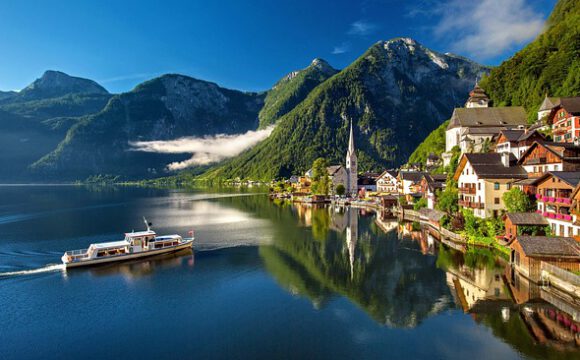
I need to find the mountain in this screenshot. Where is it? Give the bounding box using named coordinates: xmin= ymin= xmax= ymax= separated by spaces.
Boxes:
xmin=0 ymin=90 xmax=16 ymax=101
xmin=0 ymin=71 xmax=113 ymax=180
xmin=480 ymin=0 xmax=580 ymax=120
xmin=258 ymin=58 xmax=338 ymax=128
xmin=31 ymin=74 xmax=265 ymax=180
xmin=202 ymin=38 xmax=488 ymax=180
xmin=6 ymin=70 xmax=109 ymax=102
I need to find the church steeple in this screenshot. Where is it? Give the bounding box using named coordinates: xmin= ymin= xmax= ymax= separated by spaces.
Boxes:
xmin=345 ymin=121 xmax=358 ymax=196
xmin=465 ymin=80 xmax=490 ymax=108
xmin=348 ymin=121 xmax=355 ymax=155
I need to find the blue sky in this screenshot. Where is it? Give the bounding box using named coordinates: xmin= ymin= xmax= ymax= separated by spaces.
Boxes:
xmin=0 ymin=0 xmax=557 ymax=93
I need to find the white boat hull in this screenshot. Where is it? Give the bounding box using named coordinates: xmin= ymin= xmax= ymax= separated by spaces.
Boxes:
xmin=63 ymin=240 xmax=194 ymax=269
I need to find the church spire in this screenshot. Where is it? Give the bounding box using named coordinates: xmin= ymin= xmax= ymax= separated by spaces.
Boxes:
xmin=348 ymin=121 xmax=355 ymax=155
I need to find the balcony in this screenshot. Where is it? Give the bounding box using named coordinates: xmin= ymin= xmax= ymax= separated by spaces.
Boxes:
xmin=459 ymin=200 xmax=484 ymax=209
xmin=526 ymin=157 xmax=547 ymax=165
xmin=459 ymin=187 xmax=476 ymax=195
xmin=553 ymin=127 xmax=568 ymax=135
xmin=536 ymin=193 xmax=572 ymax=205
xmin=543 ymin=211 xmax=573 ymax=222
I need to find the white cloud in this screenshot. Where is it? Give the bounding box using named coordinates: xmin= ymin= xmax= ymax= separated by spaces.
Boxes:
xmin=431 ymin=0 xmax=545 ymax=59
xmin=130 ymin=126 xmax=274 ymax=171
xmin=347 ymin=20 xmax=378 ymax=36
xmin=332 ymin=42 xmax=351 ymax=54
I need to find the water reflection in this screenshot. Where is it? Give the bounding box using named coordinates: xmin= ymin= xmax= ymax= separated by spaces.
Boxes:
xmin=259 ymin=203 xmax=453 ymax=328
xmin=260 ymin=200 xmax=580 ymax=355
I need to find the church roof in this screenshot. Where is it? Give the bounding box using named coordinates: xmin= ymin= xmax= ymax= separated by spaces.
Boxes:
xmin=326 ymin=165 xmax=344 ymax=176
xmin=348 ymin=121 xmax=356 ymax=156
xmin=467 ymin=83 xmax=489 ymax=100
xmin=539 ymin=96 xmax=560 ymax=111
xmin=447 ymin=107 xmax=527 ymax=130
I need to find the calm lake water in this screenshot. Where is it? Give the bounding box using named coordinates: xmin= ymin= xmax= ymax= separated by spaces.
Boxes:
xmin=0 ymin=186 xmax=579 ymax=360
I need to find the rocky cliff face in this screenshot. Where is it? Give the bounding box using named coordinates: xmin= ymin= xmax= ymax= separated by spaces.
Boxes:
xmin=203 ymin=38 xmax=489 ymax=180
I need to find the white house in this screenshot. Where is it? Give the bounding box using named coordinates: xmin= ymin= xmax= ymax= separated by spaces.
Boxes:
xmin=454 ymin=153 xmax=527 ymax=218
xmin=376 ymin=170 xmax=398 ymax=194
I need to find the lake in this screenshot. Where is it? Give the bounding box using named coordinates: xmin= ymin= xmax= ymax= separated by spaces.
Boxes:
xmin=0 ymin=186 xmax=578 ymax=360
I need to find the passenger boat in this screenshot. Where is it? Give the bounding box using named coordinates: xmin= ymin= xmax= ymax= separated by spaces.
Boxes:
xmin=61 ymin=218 xmax=194 ymax=268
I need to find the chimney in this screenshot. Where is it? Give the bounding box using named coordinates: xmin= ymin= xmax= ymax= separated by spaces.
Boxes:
xmin=501 ymin=152 xmax=510 ymax=167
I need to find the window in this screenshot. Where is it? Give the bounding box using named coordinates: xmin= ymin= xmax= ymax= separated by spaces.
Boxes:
xmin=494 ymin=183 xmax=500 ymax=190
xmin=494 ymin=198 xmax=500 ymax=204
xmin=478 ymin=183 xmax=481 ymax=190
xmin=507 ymin=183 xmax=512 ymax=190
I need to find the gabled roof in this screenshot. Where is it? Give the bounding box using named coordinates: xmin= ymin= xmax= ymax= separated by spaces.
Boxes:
xmin=532 ymin=171 xmax=580 ymax=188
xmin=455 ymin=153 xmax=527 ymax=180
xmin=539 ymin=96 xmax=560 ymax=112
xmin=447 ymin=107 xmax=527 ymax=130
xmin=399 ymin=171 xmax=427 ymax=182
xmin=505 ymin=213 xmax=548 ymax=226
xmin=515 ymin=236 xmax=580 ymax=259
xmin=326 ymin=165 xmax=344 ymax=176
xmin=558 ymin=97 xmax=580 ymax=115
xmin=378 ymin=170 xmax=398 ymax=180
xmin=498 ymin=129 xmax=544 ymax=143
xmin=518 ymin=141 xmax=580 ymax=165
xmin=423 ymin=173 xmax=447 ymax=192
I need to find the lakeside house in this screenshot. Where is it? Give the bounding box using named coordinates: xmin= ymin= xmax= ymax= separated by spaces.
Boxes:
xmin=398 ymin=171 xmax=427 ymax=196
xmin=503 ymin=212 xmax=549 ymax=241
xmin=357 ymin=172 xmax=379 ymax=193
xmin=495 ymin=129 xmax=545 ymax=160
xmin=509 ymin=236 xmax=580 ymax=282
xmin=376 ymin=170 xmax=399 ymax=194
xmin=533 ymin=171 xmax=580 ymax=237
xmin=538 ymin=96 xmax=580 ymax=143
xmin=518 ymin=141 xmax=580 ymax=178
xmin=454 ymin=152 xmax=527 ymax=218
xmin=420 ymin=174 xmax=447 ymax=209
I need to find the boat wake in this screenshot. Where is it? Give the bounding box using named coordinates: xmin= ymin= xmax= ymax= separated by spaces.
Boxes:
xmin=0 ymin=263 xmax=65 ymax=278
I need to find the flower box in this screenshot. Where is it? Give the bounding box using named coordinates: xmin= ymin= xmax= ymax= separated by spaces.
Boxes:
xmin=564 ymin=215 xmax=572 ymax=221
xmin=549 ymin=197 xmax=556 ymax=202
xmin=535 ymin=193 xmax=542 ymax=199
xmin=556 ymin=214 xmax=563 ymax=219
xmin=543 ymin=212 xmax=549 ymax=217
xmin=548 ymin=213 xmax=556 ymax=219
xmin=563 ymin=198 xmax=572 ymax=204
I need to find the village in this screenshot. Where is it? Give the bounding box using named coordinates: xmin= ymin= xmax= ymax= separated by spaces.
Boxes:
xmin=270 ymin=83 xmax=580 ymax=299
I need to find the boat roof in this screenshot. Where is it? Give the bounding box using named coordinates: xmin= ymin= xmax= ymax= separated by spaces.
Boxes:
xmin=153 ymin=234 xmax=181 ymax=240
xmin=125 ymin=230 xmax=156 ymax=237
xmin=91 ymin=240 xmax=130 ymax=249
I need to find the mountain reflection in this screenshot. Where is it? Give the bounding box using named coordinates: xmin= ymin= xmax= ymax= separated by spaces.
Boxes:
xmin=259 ymin=203 xmax=453 ymax=328
xmin=214 ymin=196 xmax=580 ymax=354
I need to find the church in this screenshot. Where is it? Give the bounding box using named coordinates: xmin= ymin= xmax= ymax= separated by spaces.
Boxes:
xmin=304 ymin=121 xmax=358 ymax=196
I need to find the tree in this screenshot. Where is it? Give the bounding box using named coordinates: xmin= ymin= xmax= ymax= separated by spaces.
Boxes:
xmin=436 ymin=184 xmax=458 ymax=215
xmin=502 ymin=187 xmax=534 ymax=213
xmin=311 ymin=158 xmax=330 ymax=195
xmin=413 ymin=197 xmax=428 ymax=210
xmin=335 ymin=184 xmax=346 ymax=196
